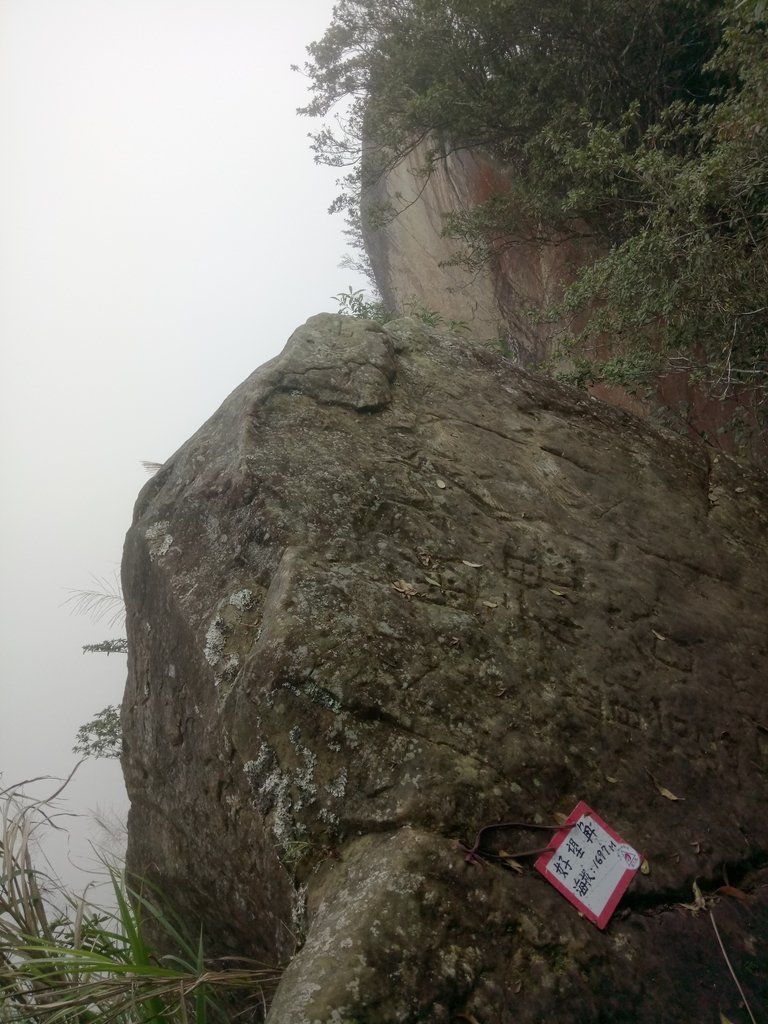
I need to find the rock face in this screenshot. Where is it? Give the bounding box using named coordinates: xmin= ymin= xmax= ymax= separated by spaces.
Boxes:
xmin=363 ymin=140 xmax=581 ymax=364
xmin=122 ymin=313 xmax=768 ymax=1023
xmin=364 ymin=139 xmax=768 ymax=466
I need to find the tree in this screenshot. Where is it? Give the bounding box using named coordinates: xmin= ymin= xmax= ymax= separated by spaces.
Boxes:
xmin=540 ymin=0 xmax=768 ymax=395
xmin=64 ymin=575 xmax=126 ymax=759
xmin=73 ymin=704 xmax=122 ymax=759
xmin=299 ymin=0 xmax=722 ymax=217
xmin=298 ymin=0 xmax=767 ymax=400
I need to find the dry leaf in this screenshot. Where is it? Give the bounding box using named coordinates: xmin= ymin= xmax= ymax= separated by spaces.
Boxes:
xmin=717 ymin=885 xmax=750 ymax=903
xmin=682 ymin=882 xmax=705 ymax=915
xmin=392 ymin=579 xmax=417 ymax=598
xmin=498 ymin=851 xmax=525 ymax=874
xmin=720 ymin=1014 xmax=736 ymax=1024
xmin=640 ymin=859 xmax=650 ymax=875
xmin=605 ymin=775 xmax=618 ymax=784
xmin=482 ymin=600 xmax=498 ymax=609
xmin=553 ymin=811 xmax=569 ymax=825
xmin=734 ymin=486 xmax=746 ymax=493
xmin=462 ymin=560 xmax=483 ymax=568
xmin=424 ymin=575 xmax=441 ymax=587
xmin=678 ymin=879 xmax=714 ymax=916
xmin=549 ymin=588 xmax=566 ymax=597
xmin=652 ymin=629 xmax=667 ymax=641
xmin=436 ymin=479 xmax=447 ymax=489
xmin=646 ymin=769 xmax=683 ymax=801
xmin=657 ymin=784 xmax=681 ymax=801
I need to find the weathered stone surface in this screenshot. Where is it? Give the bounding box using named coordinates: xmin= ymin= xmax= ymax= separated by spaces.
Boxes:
xmin=122 ymin=313 xmax=768 ymax=1022
xmin=364 ymin=138 xmax=768 ymax=465
xmin=363 ymin=138 xmax=592 ymax=361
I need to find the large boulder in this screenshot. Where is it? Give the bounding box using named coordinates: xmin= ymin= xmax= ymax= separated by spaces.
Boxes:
xmin=122 ymin=314 xmax=768 ymax=1023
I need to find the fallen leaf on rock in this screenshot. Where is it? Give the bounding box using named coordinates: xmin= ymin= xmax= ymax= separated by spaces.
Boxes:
xmin=652 ymin=629 xmax=668 ymax=641
xmin=659 ymin=782 xmax=684 ymax=798
xmin=734 ymin=486 xmax=746 ymax=493
xmin=657 ymin=784 xmax=680 ymax=801
xmin=678 ymin=879 xmax=715 ymax=916
xmin=392 ymin=579 xmax=418 ymax=598
xmin=482 ymin=600 xmax=498 ymax=609
xmin=605 ymin=775 xmax=618 ymax=784
xmin=640 ymin=859 xmax=650 ymax=875
xmin=646 ymin=770 xmax=683 ymax=801
xmin=720 ymin=1013 xmax=736 ymax=1024
xmin=424 ymin=575 xmax=441 ymax=587
xmin=498 ymin=851 xmax=525 ymax=873
xmin=549 ymin=588 xmax=566 ymax=597
xmin=717 ymin=885 xmax=750 ymax=903
xmin=436 ymin=479 xmax=447 ymax=489
xmin=658 ymin=784 xmax=680 ymax=800
xmin=462 ymin=560 xmax=483 ymax=568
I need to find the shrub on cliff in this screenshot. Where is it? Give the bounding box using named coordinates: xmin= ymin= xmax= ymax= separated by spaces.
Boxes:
xmin=298 ymin=0 xmax=768 ymax=398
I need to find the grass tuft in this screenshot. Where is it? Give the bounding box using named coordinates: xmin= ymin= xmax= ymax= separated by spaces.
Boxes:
xmin=61 ymin=572 xmax=126 ymax=630
xmin=0 ymin=778 xmax=280 ymax=1023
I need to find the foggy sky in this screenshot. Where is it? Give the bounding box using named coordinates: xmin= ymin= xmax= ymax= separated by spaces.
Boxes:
xmin=0 ymin=0 xmax=367 ymax=889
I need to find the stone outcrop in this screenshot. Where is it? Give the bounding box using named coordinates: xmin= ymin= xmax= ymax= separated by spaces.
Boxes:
xmin=363 ymin=139 xmax=768 ymax=466
xmin=363 ymin=141 xmax=581 ymax=364
xmin=122 ymin=313 xmax=768 ymax=1023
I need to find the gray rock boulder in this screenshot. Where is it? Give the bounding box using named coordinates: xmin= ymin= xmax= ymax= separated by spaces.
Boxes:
xmin=122 ymin=313 xmax=768 ymax=1022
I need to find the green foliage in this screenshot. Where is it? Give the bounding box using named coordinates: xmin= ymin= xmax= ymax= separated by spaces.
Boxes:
xmin=403 ymin=300 xmax=469 ymax=332
xmin=333 ymin=286 xmax=469 ymax=332
xmin=73 ymin=704 xmax=122 ymax=759
xmin=547 ymin=3 xmax=768 ymax=394
xmin=556 ymin=348 xmax=665 ymax=394
xmin=333 ymin=286 xmax=395 ymax=322
xmin=65 ymin=574 xmax=127 ymax=760
xmin=62 ymin=573 xmax=125 ymax=629
xmin=0 ymin=783 xmax=280 ymax=1023
xmin=300 ymin=0 xmax=768 ymax=400
xmin=82 ymin=639 xmax=129 ymax=656
xmin=299 ymin=0 xmax=722 ymax=216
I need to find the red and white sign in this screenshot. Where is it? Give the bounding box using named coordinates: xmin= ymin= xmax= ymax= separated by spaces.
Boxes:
xmin=535 ymin=801 xmax=641 ymax=929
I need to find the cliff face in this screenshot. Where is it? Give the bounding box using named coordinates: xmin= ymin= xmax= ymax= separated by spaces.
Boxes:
xmin=363 ymin=141 xmax=767 ymax=465
xmin=363 ymin=142 xmax=586 ymax=365
xmin=122 ymin=313 xmax=768 ymax=1023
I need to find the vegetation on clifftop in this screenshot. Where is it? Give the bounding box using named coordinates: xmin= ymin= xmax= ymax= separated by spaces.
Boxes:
xmin=297 ymin=0 xmax=768 ymax=401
